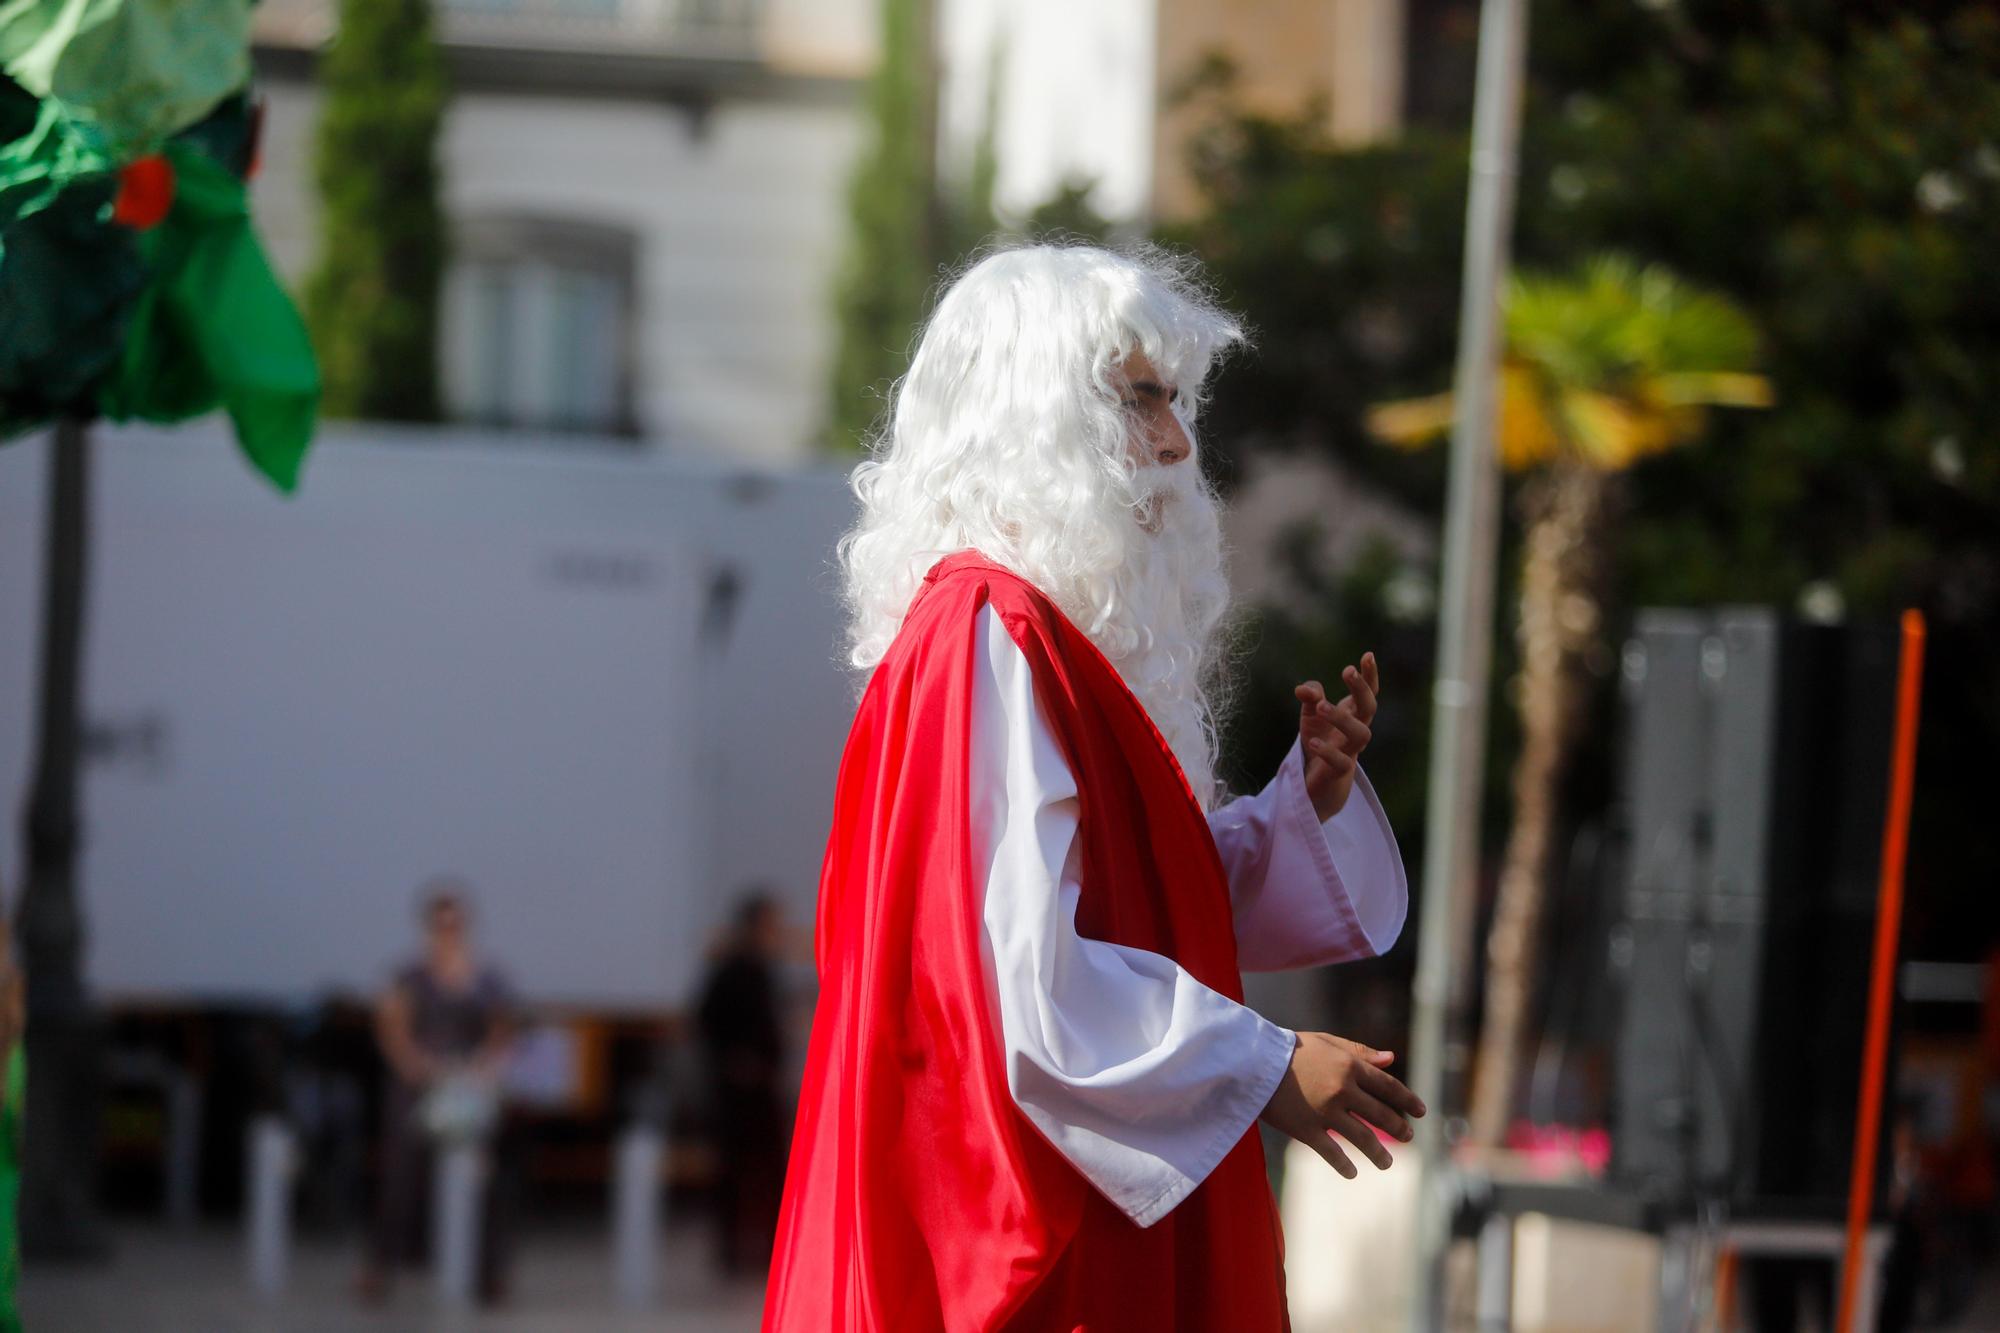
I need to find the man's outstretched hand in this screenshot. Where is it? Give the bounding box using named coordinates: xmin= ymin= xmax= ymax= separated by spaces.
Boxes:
xmin=1260 ymin=1032 xmax=1426 ymax=1179
xmin=1295 ymin=652 xmax=1379 ymax=820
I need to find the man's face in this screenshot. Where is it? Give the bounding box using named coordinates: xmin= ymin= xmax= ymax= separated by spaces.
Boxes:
xmin=1111 ymin=352 xmax=1193 ymax=533
xmin=427 ymin=898 xmax=468 ymax=947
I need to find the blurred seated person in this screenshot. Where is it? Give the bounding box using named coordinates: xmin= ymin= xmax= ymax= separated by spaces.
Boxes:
xmin=291 ymin=992 xmax=375 ymax=1231
xmin=696 ymin=892 xmax=789 ymax=1277
xmin=358 ymin=880 xmax=517 ymax=1305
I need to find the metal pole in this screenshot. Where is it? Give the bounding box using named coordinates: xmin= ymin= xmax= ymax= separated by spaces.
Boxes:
xmin=1405 ymin=0 xmax=1530 ymax=1325
xmin=17 ymin=418 xmax=109 ymax=1261
xmin=245 ymin=1115 xmax=295 ymax=1296
xmin=612 ymin=1122 xmax=663 ymax=1309
xmin=1836 ymin=609 xmax=1926 ymax=1333
xmin=1475 ymin=1210 xmax=1515 ymax=1332
xmin=433 ymin=1141 xmax=485 ymax=1307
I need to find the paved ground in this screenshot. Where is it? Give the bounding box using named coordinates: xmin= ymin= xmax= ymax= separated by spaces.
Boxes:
xmin=20 ymin=1223 xmax=764 ymax=1333
xmin=21 ymin=1217 xmax=2000 ymax=1331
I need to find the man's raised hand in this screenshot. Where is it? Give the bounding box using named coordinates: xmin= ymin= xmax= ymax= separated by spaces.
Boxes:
xmin=1258 ymin=1032 xmax=1426 ymax=1179
xmin=1294 ymin=651 xmax=1379 ymax=820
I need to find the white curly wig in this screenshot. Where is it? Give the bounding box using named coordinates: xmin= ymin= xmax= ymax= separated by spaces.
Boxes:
xmin=836 ymin=242 xmax=1248 ymax=808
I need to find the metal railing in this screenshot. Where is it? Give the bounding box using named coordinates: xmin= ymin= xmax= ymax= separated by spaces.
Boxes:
xmin=253 ymin=0 xmax=763 ymax=58
xmin=438 ymin=0 xmax=761 ymax=53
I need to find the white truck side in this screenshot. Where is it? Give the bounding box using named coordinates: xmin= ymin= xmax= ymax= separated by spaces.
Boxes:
xmin=0 ymin=422 xmax=858 ymax=1010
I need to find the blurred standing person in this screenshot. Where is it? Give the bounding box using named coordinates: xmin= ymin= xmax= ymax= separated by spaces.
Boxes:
xmin=358 ymin=881 xmax=517 ymax=1306
xmin=696 ymin=892 xmax=789 ymax=1277
xmin=766 ymin=245 xmax=1422 ymax=1331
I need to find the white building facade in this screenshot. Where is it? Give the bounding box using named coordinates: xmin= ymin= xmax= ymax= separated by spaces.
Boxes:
xmin=936 ymin=0 xmax=1160 ymax=223
xmin=249 ymin=0 xmax=1410 ymax=459
xmin=252 ymin=0 xmax=876 ymax=462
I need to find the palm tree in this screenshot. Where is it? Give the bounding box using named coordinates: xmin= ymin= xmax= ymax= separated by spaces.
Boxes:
xmin=1367 ymin=254 xmax=1772 ymax=1148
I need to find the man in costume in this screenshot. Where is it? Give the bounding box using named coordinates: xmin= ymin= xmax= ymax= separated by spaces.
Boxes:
xmin=766 ymin=244 xmax=1425 ymax=1331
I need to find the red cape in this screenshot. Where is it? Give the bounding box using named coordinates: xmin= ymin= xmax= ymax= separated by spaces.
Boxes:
xmin=764 ymin=551 xmax=1289 ymax=1332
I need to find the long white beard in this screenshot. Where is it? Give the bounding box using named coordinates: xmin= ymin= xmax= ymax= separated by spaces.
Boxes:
xmin=1082 ymin=461 xmax=1231 ymax=810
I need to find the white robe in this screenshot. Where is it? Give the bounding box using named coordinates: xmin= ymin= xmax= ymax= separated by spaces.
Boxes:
xmin=968 ymin=604 xmax=1408 ymax=1227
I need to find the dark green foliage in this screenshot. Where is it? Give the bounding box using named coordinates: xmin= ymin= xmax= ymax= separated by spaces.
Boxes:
xmin=1017 ymin=180 xmax=1113 ymax=244
xmin=1519 ymin=5 xmax=2000 ymax=960
xmin=1175 ymin=1 xmax=2000 ymax=968
xmin=305 ymin=0 xmax=447 ymax=422
xmin=1519 ymin=6 xmax=2000 ymax=627
xmin=1158 ymin=114 xmax=1465 ymax=501
xmin=1173 ymin=1 xmax=2000 ymax=619
xmin=827 ymin=0 xmax=939 ymax=452
xmin=1225 ymin=532 xmax=1438 ymax=842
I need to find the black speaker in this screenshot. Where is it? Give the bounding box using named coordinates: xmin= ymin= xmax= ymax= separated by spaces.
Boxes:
xmin=1608 ymin=609 xmax=1899 ymax=1213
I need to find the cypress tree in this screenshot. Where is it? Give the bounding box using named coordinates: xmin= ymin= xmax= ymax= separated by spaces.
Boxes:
xmin=826 ymin=0 xmax=937 ymax=452
xmin=306 ymin=0 xmax=448 ymax=421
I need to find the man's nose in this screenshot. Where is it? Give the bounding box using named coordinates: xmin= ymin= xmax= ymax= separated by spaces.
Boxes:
xmin=1153 ymin=420 xmax=1192 ymax=466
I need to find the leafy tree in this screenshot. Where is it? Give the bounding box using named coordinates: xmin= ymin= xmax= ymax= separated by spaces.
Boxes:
xmin=1521 ymin=6 xmax=2000 ymax=627
xmin=1369 ymin=257 xmax=1771 ymax=1146
xmin=1521 ymin=1 xmax=2000 ymax=974
xmin=305 ymin=0 xmax=447 ymax=422
xmin=1160 ymin=112 xmax=1466 ymax=500
xmin=827 ymin=0 xmax=942 ymax=451
xmin=1017 ymin=180 xmax=1113 ymax=244
xmin=1167 ymin=0 xmax=2000 ymax=1129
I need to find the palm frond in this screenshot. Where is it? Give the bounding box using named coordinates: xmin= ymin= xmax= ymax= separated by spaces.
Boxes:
xmin=1367 ymin=252 xmax=1773 ymax=473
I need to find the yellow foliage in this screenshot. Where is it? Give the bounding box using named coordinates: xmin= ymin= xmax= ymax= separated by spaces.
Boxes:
xmin=1364 ymin=257 xmax=1774 ymax=474
xmin=1366 ymin=360 xmax=1773 ymax=475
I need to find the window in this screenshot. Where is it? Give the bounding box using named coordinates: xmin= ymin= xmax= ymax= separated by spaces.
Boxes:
xmin=443 ymin=217 xmax=638 ymax=436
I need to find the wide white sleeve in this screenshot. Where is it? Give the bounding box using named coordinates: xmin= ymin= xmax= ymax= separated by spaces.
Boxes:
xmin=970 ymin=605 xmax=1297 ymax=1229
xmin=1207 ymin=737 xmax=1409 ymax=972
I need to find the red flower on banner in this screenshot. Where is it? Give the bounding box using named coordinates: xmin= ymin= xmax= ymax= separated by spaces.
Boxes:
xmin=111 ymin=155 xmax=175 ymax=230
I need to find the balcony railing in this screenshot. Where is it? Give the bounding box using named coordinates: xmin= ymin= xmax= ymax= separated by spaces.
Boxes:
xmin=253 ymin=0 xmax=763 ymax=60
xmin=439 ymin=0 xmax=760 ymax=55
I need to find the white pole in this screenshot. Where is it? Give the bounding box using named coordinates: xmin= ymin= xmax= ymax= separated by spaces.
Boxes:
xmin=244 ymin=1115 xmax=294 ymax=1296
xmin=1405 ymin=0 xmax=1530 ymax=1326
xmin=433 ymin=1142 xmax=485 ymax=1307
xmin=1474 ymin=1210 xmax=1514 ymax=1332
xmin=612 ymin=1124 xmax=664 ymax=1309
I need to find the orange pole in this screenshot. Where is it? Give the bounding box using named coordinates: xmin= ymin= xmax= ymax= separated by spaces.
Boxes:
xmin=1835 ymin=608 xmax=1927 ymax=1333
xmin=1714 ymin=1244 xmax=1739 ymax=1332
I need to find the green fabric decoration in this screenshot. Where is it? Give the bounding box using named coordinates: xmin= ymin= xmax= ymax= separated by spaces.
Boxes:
xmin=0 ymin=87 xmax=144 ymax=418
xmin=0 ymin=0 xmax=250 ymax=154
xmin=0 ymin=0 xmax=318 ymax=492
xmin=0 ymin=82 xmax=112 ymax=219
xmin=98 ymin=138 xmax=318 ymax=491
xmin=0 ymin=1045 xmax=23 ymax=1333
